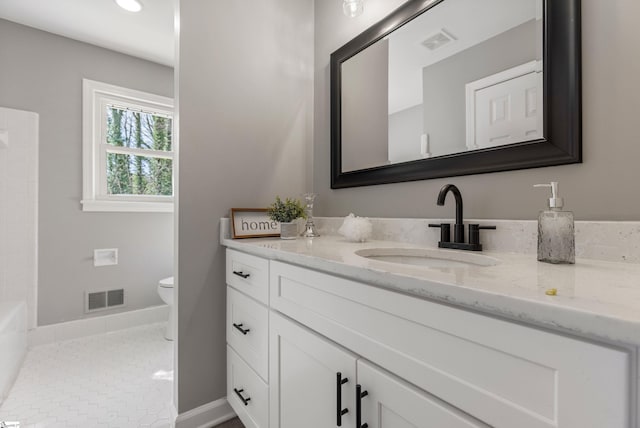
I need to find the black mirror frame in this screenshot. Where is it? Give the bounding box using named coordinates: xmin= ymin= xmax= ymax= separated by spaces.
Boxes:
xmin=330 ymin=0 xmax=581 ymax=189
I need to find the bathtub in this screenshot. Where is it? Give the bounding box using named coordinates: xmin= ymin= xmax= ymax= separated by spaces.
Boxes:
xmin=0 ymin=301 xmax=27 ymax=403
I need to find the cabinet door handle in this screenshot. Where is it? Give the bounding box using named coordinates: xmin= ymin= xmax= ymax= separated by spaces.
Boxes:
xmin=356 ymin=384 xmax=368 ymax=428
xmin=336 ymin=372 xmax=349 ymax=426
xmin=232 ymin=270 xmax=250 ymax=279
xmin=234 ymin=388 xmax=251 ymax=406
xmin=232 ymin=323 xmax=250 ymax=335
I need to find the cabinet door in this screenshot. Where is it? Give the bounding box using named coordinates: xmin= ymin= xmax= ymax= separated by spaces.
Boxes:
xmin=357 ymin=360 xmax=490 ymax=428
xmin=270 ymin=313 xmax=357 ymax=428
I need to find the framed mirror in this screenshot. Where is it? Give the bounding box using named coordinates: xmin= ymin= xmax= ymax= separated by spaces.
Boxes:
xmin=330 ymin=0 xmax=581 ymax=188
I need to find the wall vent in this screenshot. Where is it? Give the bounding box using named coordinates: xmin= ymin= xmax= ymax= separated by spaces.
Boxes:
xmin=87 ymin=291 xmax=107 ymax=311
xmin=86 ymin=289 xmax=125 ymax=313
xmin=108 ymin=289 xmax=124 ymax=307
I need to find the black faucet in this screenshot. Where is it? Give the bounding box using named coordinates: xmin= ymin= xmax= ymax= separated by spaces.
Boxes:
xmin=429 ymin=184 xmax=495 ymax=251
xmin=437 ymin=184 xmax=465 ymax=243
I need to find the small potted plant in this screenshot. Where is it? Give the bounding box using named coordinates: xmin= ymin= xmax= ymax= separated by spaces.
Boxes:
xmin=267 ymin=196 xmax=307 ymax=240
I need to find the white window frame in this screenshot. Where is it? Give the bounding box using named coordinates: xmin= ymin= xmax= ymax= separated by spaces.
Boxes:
xmin=82 ymin=79 xmax=175 ymax=212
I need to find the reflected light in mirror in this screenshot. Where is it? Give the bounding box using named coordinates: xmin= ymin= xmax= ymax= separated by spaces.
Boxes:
xmin=343 ymin=0 xmax=364 ymax=18
xmin=115 ymin=0 xmax=143 ymax=13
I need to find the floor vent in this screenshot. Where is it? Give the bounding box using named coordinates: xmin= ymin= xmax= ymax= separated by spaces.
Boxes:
xmin=86 ymin=289 xmax=125 ymax=313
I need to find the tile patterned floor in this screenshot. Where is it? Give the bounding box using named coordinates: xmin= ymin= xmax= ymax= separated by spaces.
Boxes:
xmin=0 ymin=323 xmax=174 ymax=428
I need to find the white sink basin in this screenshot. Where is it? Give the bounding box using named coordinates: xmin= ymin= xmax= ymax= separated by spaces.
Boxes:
xmin=354 ymin=247 xmax=499 ymax=268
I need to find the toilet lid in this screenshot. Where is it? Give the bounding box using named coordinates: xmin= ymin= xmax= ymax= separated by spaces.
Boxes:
xmin=159 ymin=276 xmax=174 ymax=288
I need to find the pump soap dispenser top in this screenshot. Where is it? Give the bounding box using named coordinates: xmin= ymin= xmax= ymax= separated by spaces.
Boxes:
xmin=533 ymin=182 xmax=575 ymax=264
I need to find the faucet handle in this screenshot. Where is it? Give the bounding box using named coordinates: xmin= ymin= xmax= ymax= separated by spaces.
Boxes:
xmin=468 ymin=224 xmax=496 ymax=246
xmin=428 ymin=223 xmax=451 ymax=243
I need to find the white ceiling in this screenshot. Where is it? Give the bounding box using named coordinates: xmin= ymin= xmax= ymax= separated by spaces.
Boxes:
xmin=0 ymin=0 xmax=175 ymax=66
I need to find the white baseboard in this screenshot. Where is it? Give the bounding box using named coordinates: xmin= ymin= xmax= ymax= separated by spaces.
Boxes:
xmin=175 ymin=397 xmax=236 ymax=428
xmin=28 ymin=305 xmax=170 ymax=347
xmin=169 ymin=401 xmax=178 ymax=424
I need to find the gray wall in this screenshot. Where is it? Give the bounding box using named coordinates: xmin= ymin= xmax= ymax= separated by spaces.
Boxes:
xmin=0 ymin=19 xmax=174 ymax=326
xmin=341 ymin=39 xmax=389 ymax=171
xmin=389 ymin=103 xmax=423 ymax=163
xmin=423 ymin=20 xmax=537 ymax=157
xmin=177 ymin=0 xmax=313 ymax=413
xmin=314 ymin=0 xmax=640 ymax=221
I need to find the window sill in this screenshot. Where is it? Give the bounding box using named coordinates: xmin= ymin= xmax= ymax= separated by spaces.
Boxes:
xmin=81 ymin=199 xmax=174 ymax=213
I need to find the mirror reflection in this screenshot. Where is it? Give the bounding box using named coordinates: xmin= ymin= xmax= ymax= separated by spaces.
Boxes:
xmin=341 ymin=0 xmax=543 ymax=173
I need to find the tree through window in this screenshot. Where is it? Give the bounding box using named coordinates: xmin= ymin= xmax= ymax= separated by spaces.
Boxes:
xmin=105 ymin=107 xmax=173 ymax=196
xmin=82 ymin=79 xmax=174 ymax=212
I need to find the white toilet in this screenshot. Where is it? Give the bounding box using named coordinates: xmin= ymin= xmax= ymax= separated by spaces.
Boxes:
xmin=157 ymin=276 xmax=175 ymax=340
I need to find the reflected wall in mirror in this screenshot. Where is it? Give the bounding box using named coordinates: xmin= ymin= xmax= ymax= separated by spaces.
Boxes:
xmin=331 ymin=0 xmax=581 ymax=188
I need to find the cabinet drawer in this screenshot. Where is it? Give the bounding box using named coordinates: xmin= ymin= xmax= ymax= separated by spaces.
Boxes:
xmin=228 ymin=346 xmax=269 ymax=428
xmin=270 ymin=261 xmax=631 ymax=428
xmin=227 ymin=286 xmax=269 ymax=381
xmin=226 ymin=249 xmax=269 ymax=304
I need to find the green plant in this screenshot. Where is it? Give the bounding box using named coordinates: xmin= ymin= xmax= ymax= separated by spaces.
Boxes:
xmin=267 ymin=196 xmax=307 ymax=223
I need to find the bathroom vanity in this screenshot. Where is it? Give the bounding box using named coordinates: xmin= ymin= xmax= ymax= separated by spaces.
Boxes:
xmin=223 ymin=229 xmax=640 ymax=428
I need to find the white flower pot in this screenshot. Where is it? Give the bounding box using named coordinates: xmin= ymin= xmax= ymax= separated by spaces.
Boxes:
xmin=279 ymin=221 xmax=298 ymax=240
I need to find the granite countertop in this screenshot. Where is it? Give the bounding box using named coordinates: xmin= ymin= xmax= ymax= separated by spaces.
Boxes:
xmin=222 ymin=234 xmax=640 ymax=347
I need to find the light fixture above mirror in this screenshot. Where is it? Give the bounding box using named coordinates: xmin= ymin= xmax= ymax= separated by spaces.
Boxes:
xmin=343 ymin=0 xmax=364 ymax=18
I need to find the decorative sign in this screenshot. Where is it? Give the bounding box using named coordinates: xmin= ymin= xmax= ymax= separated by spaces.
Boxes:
xmin=231 ymin=208 xmax=280 ymax=239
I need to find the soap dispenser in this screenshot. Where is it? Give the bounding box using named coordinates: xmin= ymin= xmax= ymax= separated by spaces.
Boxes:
xmin=533 ymin=182 xmax=575 ymax=264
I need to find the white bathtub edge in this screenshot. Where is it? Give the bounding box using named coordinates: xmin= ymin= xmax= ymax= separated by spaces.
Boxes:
xmin=0 ymin=301 xmax=27 ymax=403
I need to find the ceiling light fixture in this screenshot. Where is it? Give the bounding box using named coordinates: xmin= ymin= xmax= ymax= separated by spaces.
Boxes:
xmin=115 ymin=0 xmax=143 ymax=13
xmin=343 ymin=0 xmax=364 ymax=18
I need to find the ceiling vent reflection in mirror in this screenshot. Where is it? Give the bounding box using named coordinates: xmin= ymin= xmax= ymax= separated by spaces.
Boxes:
xmin=421 ymin=29 xmax=457 ymax=51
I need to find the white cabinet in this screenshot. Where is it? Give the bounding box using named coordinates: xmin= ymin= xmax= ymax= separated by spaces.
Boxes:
xmin=227 ymin=287 xmax=269 ymax=380
xmin=226 ymin=250 xmax=635 ymax=428
xmin=269 ymin=312 xmax=357 ymax=428
xmin=269 ymin=260 xmax=632 ymax=428
xmin=226 ymin=250 xmax=271 ymax=428
xmin=227 ymin=249 xmax=269 ymax=304
xmin=270 ymin=312 xmax=488 ymax=428
xmin=357 ymin=360 xmax=489 ymax=428
xmin=228 ymin=346 xmax=269 ymax=428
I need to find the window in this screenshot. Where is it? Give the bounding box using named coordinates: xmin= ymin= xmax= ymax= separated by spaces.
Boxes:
xmin=82 ymin=79 xmax=174 ymax=212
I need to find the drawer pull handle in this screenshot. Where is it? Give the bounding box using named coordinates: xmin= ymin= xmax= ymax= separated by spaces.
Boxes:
xmin=233 ymin=270 xmax=251 ymax=279
xmin=356 ymin=384 xmax=368 ymax=428
xmin=234 ymin=388 xmax=251 ymax=406
xmin=336 ymin=372 xmax=349 ymax=426
xmin=233 ymin=323 xmax=250 ymax=335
